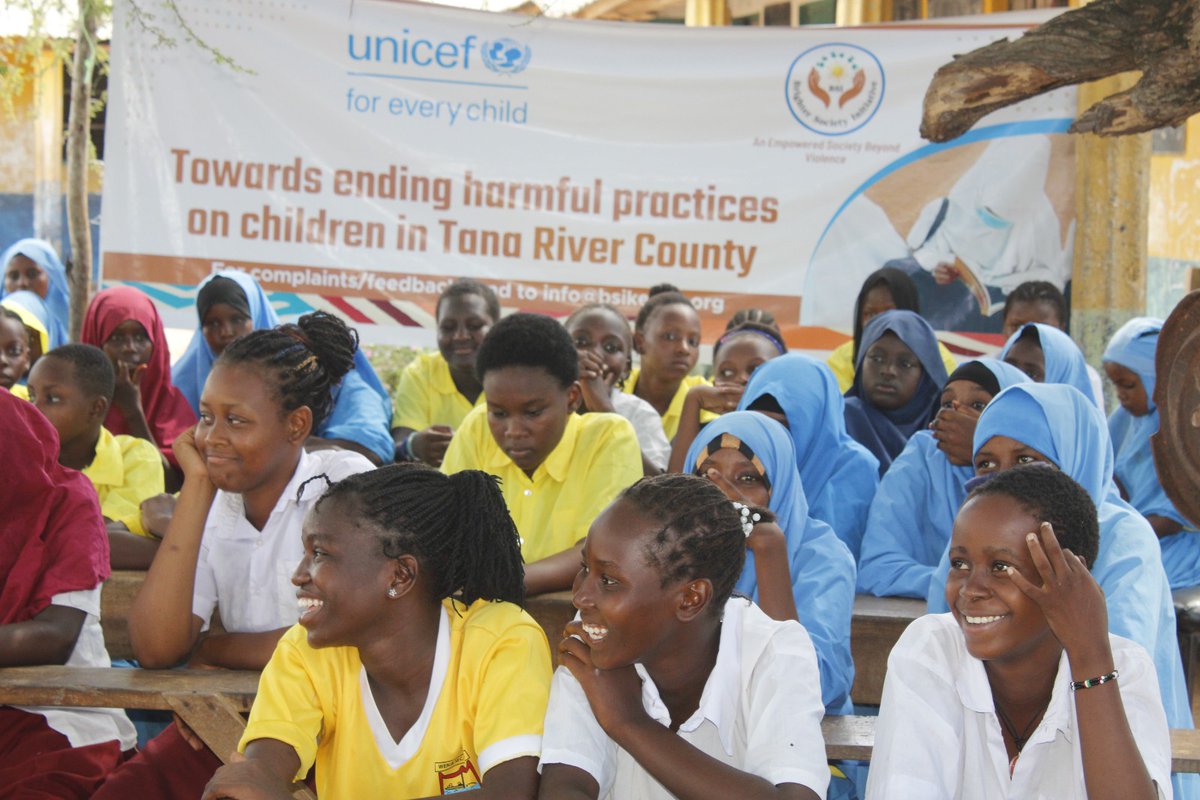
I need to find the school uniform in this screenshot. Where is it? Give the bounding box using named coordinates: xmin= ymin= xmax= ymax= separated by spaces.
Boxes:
xmin=857 ymin=359 xmax=1030 ymax=599
xmin=924 ymin=383 xmax=1197 ymax=800
xmin=93 ymin=447 xmax=374 ymax=800
xmin=843 ymin=310 xmax=948 ymax=476
xmin=623 ymin=367 xmax=713 ymax=441
xmin=737 ymin=353 xmax=880 ymax=560
xmin=391 ymin=350 xmax=484 ymax=432
xmin=827 ymin=337 xmax=959 ymax=395
xmin=0 ymin=239 xmax=71 ymax=349
xmin=0 ymin=387 xmax=135 ymax=799
xmin=999 ymin=322 xmax=1101 ymax=407
xmin=193 ymin=448 xmax=375 ymax=633
xmin=539 ymin=597 xmax=830 ymax=799
xmin=608 ymin=388 xmax=671 ymax=472
xmin=242 ymin=599 xmax=551 ymax=796
xmin=867 ymin=614 xmax=1171 ymax=800
xmin=441 ymin=408 xmax=642 ymax=564
xmin=1102 ymin=317 xmax=1199 ymax=589
xmin=82 ymin=427 xmax=164 ymax=535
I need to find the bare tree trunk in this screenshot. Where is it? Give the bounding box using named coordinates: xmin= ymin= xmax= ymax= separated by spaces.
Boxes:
xmin=65 ymin=0 xmax=97 ymax=341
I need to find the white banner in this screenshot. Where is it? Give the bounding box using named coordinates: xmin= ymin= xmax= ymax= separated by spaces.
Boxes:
xmin=101 ymin=1 xmax=1076 ymax=349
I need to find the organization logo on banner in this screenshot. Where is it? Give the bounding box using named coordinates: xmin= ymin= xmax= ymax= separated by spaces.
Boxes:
xmin=482 ymin=38 xmax=532 ymax=74
xmin=785 ymin=43 xmax=884 ymax=136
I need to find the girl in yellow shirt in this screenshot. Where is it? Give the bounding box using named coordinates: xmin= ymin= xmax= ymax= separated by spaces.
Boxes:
xmin=203 ymin=464 xmax=552 ymax=800
xmin=626 ymin=285 xmax=705 ymax=441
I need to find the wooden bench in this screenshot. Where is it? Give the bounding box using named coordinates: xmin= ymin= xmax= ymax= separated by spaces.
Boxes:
xmin=0 ymin=666 xmax=314 ymax=798
xmin=4 ymin=669 xmax=1200 ymax=777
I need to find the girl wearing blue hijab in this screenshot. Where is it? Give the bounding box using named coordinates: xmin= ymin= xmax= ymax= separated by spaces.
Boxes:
xmin=172 ymin=270 xmax=395 ymax=464
xmin=844 ymin=309 xmax=948 ymax=476
xmin=1 ymin=239 xmax=70 ymax=349
xmin=685 ymin=411 xmax=855 ymax=715
xmin=999 ymin=321 xmax=1100 ymax=406
xmin=925 ymin=383 xmax=1196 ymax=798
xmin=1103 ymin=317 xmax=1198 ymax=586
xmin=737 ymin=353 xmax=880 ymax=560
xmin=685 ymin=411 xmax=860 ymax=800
xmin=858 ymin=358 xmax=1029 ymax=599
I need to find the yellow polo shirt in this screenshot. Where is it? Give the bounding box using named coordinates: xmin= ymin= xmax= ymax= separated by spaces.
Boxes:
xmin=827 ymin=339 xmax=959 ymax=394
xmin=82 ymin=427 xmax=165 ymax=536
xmin=8 ymin=384 xmax=29 ymax=400
xmin=441 ymin=408 xmax=642 ymax=564
xmin=623 ymin=368 xmax=714 ymax=441
xmin=391 ymin=351 xmax=484 ymax=431
xmin=241 ymin=599 xmax=551 ymax=798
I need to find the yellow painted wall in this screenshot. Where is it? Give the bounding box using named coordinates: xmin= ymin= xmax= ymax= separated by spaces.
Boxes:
xmin=1149 ymin=115 xmax=1200 ymax=263
xmin=0 ymin=41 xmax=61 ymax=196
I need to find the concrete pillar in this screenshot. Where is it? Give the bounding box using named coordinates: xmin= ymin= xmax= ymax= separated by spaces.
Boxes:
xmin=1068 ymin=2 xmax=1150 ymax=390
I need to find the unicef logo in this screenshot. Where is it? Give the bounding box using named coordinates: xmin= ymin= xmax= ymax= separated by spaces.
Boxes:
xmin=482 ymin=38 xmax=531 ymax=75
xmin=785 ymin=43 xmax=884 ymax=136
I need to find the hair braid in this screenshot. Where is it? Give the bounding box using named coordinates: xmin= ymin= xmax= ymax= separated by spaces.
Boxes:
xmin=218 ymin=311 xmax=357 ymax=428
xmin=619 ymin=473 xmax=745 ymax=611
xmin=317 ymin=463 xmax=525 ymax=606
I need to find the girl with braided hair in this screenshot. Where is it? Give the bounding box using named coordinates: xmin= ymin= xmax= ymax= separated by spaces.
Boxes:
xmin=539 ymin=473 xmax=829 ymax=800
xmin=94 ymin=311 xmax=374 ymax=800
xmin=202 ymin=463 xmax=551 ymax=800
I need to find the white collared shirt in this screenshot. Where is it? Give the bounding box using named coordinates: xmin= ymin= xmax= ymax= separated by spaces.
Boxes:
xmin=539 ymin=597 xmax=830 ymax=799
xmin=608 ymin=389 xmax=671 ymax=473
xmin=867 ymin=613 xmax=1171 ymax=800
xmin=17 ymin=588 xmax=137 ymax=750
xmin=192 ymin=448 xmax=374 ymax=633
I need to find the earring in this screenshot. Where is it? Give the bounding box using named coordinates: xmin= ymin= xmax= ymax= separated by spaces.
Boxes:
xmin=387 ymin=586 xmax=399 ymax=599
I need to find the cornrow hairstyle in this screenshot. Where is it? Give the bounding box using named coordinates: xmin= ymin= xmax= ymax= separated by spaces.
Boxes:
xmin=475 ymin=312 xmax=578 ymax=388
xmin=619 ymin=473 xmax=746 ymax=613
xmin=219 ymin=310 xmax=358 ymax=429
xmin=965 ymin=464 xmax=1099 ymax=568
xmin=315 ymin=463 xmax=524 ymax=606
xmin=43 ymin=344 xmax=116 ymax=402
xmin=635 ymin=286 xmax=695 ymax=332
xmin=437 ymin=278 xmax=501 ymax=324
xmin=1003 ymin=281 xmax=1067 ymax=330
xmin=725 ymin=308 xmax=777 ymax=331
xmin=713 ymin=321 xmax=788 ymax=358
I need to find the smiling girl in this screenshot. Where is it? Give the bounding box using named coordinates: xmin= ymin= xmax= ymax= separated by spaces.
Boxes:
xmin=868 ymin=466 xmax=1170 ymax=799
xmin=392 ymin=278 xmax=500 ymax=466
xmin=201 ymin=464 xmax=552 ymax=800
xmin=81 ymin=287 xmax=196 ymax=482
xmin=843 ymin=309 xmax=948 ymax=476
xmin=923 ymin=382 xmax=1196 ymax=799
xmin=539 ymin=473 xmax=830 ymax=800
xmin=626 ymin=285 xmax=707 ymax=440
xmin=95 ymin=311 xmax=374 ymax=799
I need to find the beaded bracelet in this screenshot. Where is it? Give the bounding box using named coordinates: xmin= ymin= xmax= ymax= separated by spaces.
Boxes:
xmin=1070 ymin=669 xmax=1118 ymax=691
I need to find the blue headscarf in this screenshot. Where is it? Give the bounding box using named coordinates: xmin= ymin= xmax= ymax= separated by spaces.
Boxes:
xmin=737 ymin=353 xmax=879 ymax=559
xmin=999 ymin=322 xmax=1097 ymax=405
xmin=857 ymin=358 xmax=1029 ymax=599
xmin=0 ymin=290 xmax=52 ymax=358
xmin=683 ymin=411 xmax=855 ymax=715
xmin=926 ymin=383 xmax=1195 ymax=763
xmin=844 ymin=309 xmax=948 ymax=475
xmin=1102 ymin=318 xmax=1198 ymax=587
xmin=172 ymin=271 xmax=280 ymax=415
xmin=1 ymin=239 xmax=70 ymax=349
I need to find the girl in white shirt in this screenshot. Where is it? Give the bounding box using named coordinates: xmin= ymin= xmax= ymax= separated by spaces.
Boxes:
xmin=94 ymin=311 xmax=374 ymax=800
xmin=538 ymin=473 xmax=830 ymax=800
xmin=868 ymin=465 xmax=1171 ymax=800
